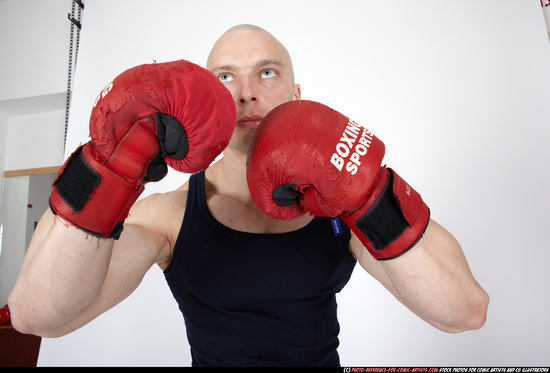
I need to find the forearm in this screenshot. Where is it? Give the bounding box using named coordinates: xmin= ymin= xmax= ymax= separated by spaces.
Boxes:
xmin=245 ymin=100 xmax=489 ymax=332
xmin=368 ymin=220 xmax=489 ymax=332
xmin=8 ymin=209 xmax=114 ymax=336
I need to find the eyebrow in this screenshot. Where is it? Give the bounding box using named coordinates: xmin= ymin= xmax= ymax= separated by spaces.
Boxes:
xmin=210 ymin=58 xmax=285 ymax=75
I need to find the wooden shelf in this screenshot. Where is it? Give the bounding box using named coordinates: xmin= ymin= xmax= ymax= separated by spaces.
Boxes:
xmin=3 ymin=166 xmax=61 ymax=178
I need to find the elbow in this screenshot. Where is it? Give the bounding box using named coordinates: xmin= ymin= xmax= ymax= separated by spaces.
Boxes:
xmin=9 ymin=308 xmax=67 ymax=339
xmin=7 ymin=299 xmax=39 ymax=336
xmin=440 ymin=289 xmax=490 ymax=333
xmin=7 ymin=297 xmax=42 ymax=337
xmin=463 ymin=287 xmax=490 ymax=332
xmin=8 ymin=296 xmax=68 ymax=338
xmin=469 ymin=292 xmax=489 ymax=331
xmin=10 ymin=314 xmax=38 ymax=337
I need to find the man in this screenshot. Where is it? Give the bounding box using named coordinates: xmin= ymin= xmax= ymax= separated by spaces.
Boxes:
xmin=8 ymin=24 xmax=489 ymax=367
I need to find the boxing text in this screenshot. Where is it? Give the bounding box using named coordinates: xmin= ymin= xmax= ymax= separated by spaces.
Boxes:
xmin=330 ymin=119 xmax=374 ymax=175
xmin=94 ymin=82 xmax=114 ymax=107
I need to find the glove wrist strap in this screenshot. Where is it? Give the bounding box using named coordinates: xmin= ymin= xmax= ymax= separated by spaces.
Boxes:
xmin=49 ymin=144 xmax=144 ymax=239
xmin=343 ymin=168 xmax=430 ymax=260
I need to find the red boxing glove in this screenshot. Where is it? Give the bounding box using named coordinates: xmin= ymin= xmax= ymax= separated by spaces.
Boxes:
xmin=50 ymin=60 xmax=236 ymax=239
xmin=246 ymin=100 xmax=429 ymax=260
xmin=0 ymin=304 xmax=10 ymax=325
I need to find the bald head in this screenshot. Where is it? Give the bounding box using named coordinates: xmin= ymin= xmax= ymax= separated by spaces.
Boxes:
xmin=204 ymin=24 xmax=301 ymax=151
xmin=207 ymin=24 xmax=296 ymax=83
xmin=222 ymin=24 xmax=267 ymax=35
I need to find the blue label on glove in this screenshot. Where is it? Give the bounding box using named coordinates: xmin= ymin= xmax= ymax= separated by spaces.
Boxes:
xmin=331 ymin=217 xmax=343 ymax=236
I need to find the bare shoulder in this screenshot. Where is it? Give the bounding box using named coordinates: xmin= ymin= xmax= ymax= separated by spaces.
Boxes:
xmin=123 ymin=182 xmax=190 ymax=269
xmin=130 ymin=184 xmax=189 ymax=224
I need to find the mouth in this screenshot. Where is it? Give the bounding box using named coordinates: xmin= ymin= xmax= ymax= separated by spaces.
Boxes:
xmin=237 ymin=115 xmax=263 ymax=129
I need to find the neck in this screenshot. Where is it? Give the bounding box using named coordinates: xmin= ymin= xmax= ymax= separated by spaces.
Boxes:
xmin=206 ymin=144 xmax=253 ymax=203
xmin=204 ymin=141 xmax=315 ymax=234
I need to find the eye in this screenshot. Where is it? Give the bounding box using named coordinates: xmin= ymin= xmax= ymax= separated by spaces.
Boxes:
xmin=218 ymin=73 xmax=234 ymax=83
xmin=261 ymin=69 xmax=277 ymax=78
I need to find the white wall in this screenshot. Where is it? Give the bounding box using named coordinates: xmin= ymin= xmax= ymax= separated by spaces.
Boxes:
xmin=0 ymin=0 xmax=72 ymax=308
xmin=0 ymin=176 xmax=30 ymax=309
xmin=0 ymin=113 xmax=7 ymax=221
xmin=542 ymin=0 xmax=550 ymax=38
xmin=0 ymin=0 xmax=71 ymax=172
xmin=23 ymin=0 xmax=550 ymax=367
xmin=4 ymin=110 xmax=67 ymax=171
xmin=0 ymin=0 xmax=72 ymax=101
xmin=26 ymin=173 xmax=58 ymax=249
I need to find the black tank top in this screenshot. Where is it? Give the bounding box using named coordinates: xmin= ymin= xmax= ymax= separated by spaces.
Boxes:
xmin=164 ymin=171 xmax=356 ymax=367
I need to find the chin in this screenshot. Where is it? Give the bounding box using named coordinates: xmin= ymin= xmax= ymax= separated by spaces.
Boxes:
xmin=228 ymin=130 xmax=256 ymax=153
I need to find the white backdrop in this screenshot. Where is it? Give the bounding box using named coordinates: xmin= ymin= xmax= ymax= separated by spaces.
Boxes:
xmin=37 ymin=0 xmax=550 ymax=367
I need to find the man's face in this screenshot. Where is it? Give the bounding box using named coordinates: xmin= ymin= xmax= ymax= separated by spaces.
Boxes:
xmin=207 ymin=28 xmax=301 ymax=151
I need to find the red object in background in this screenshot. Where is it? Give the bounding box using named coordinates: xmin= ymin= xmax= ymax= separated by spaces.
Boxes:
xmin=0 ymin=303 xmax=42 ymax=367
xmin=0 ymin=304 xmax=10 ymax=325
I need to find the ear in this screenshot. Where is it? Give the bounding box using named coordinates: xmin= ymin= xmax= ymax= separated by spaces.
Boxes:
xmin=292 ymin=84 xmax=301 ymax=101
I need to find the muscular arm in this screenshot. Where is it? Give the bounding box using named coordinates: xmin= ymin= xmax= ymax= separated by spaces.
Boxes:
xmin=245 ymin=101 xmax=489 ymax=333
xmin=7 ymin=194 xmax=174 ymax=338
xmin=7 ymin=60 xmax=233 ymax=338
xmin=352 ymin=219 xmax=489 ymax=333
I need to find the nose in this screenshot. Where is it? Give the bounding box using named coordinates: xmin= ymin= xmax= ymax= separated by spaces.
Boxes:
xmin=237 ymin=77 xmax=258 ymax=104
xmin=239 ymin=95 xmax=256 ymax=104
